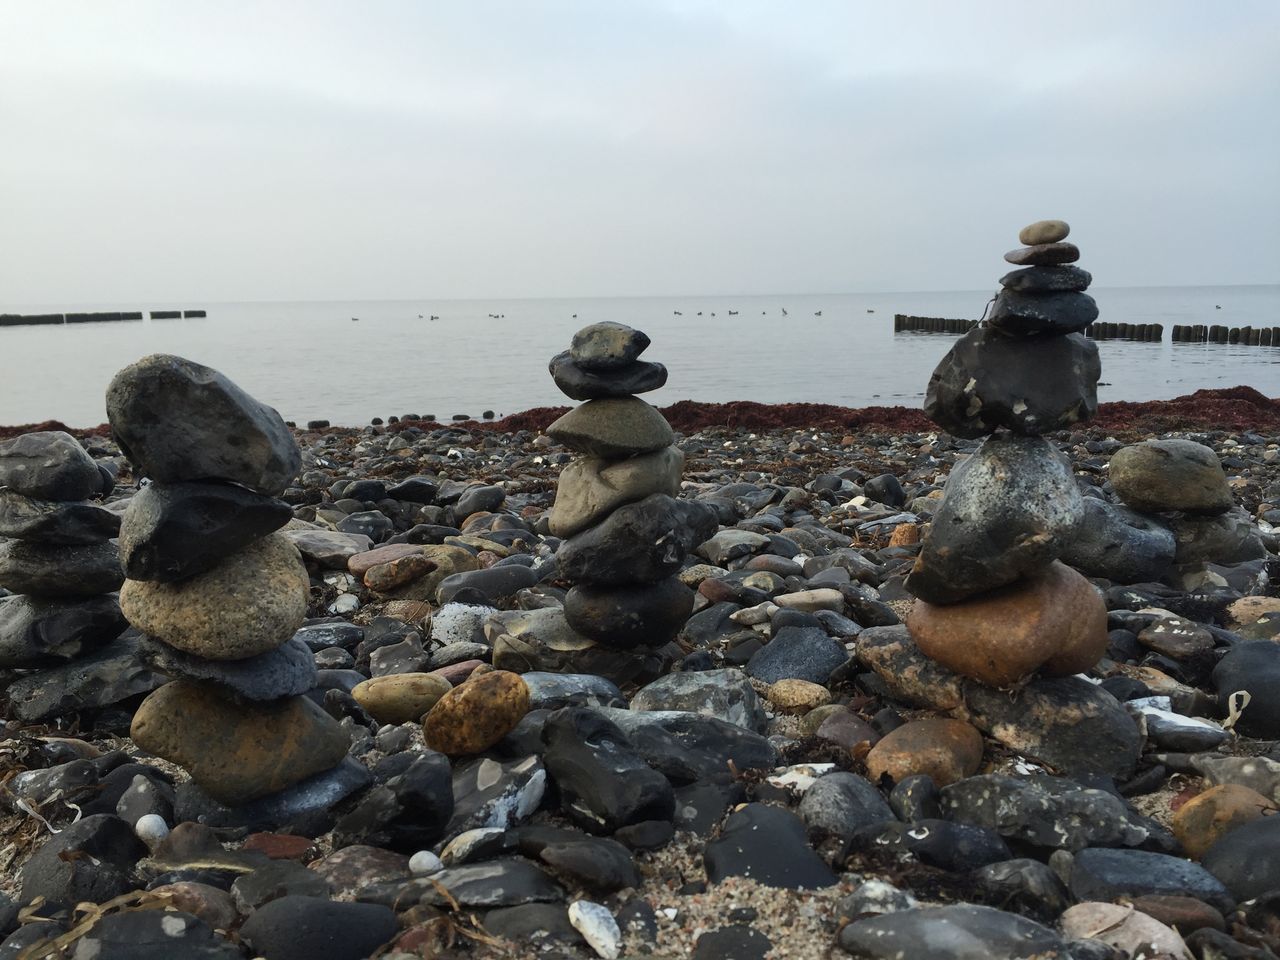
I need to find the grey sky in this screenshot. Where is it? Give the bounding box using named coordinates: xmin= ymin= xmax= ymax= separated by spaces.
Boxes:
xmin=1 ymin=1 xmax=1276 ymax=303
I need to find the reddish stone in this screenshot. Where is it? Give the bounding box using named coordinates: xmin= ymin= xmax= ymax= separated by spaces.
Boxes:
xmin=348 ymin=543 xmax=423 ymax=577
xmin=430 ymin=659 xmax=484 ymax=685
xmin=242 ymin=832 xmax=314 ymax=861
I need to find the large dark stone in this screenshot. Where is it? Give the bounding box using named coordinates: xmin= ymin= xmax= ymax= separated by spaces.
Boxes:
xmin=595 ymin=707 xmax=776 ymax=784
xmin=999 ymin=265 xmax=1092 ymax=293
xmin=797 ymin=771 xmax=894 ymax=844
xmin=906 ymin=435 xmax=1082 ymax=605
xmin=850 ymin=819 xmax=1011 ymax=872
xmin=435 ymin=564 xmax=539 ymax=605
xmin=357 ymin=859 xmax=564 ymax=909
xmin=49 ymin=910 xmax=243 ymax=959
xmin=744 ymin=625 xmax=847 ymax=684
xmin=5 ymin=634 xmax=166 ymax=721
xmin=924 ymin=328 xmax=1100 ymax=439
xmin=0 ymin=489 xmax=120 ymax=545
xmin=106 ymin=354 xmax=301 ymax=496
xmin=704 ymin=804 xmax=836 ymax=889
xmin=333 ymin=752 xmax=454 ymax=852
xmin=143 ymin=635 xmax=316 ymax=701
xmin=542 ymin=707 xmax=674 ymax=833
xmin=564 ymin=577 xmax=694 ymax=648
xmin=987 ymin=290 xmax=1098 ymax=336
xmin=557 ymin=494 xmax=719 ymax=585
xmin=119 ymin=481 xmax=292 ymax=582
xmin=1201 ymin=815 xmax=1280 ymax=902
xmin=1060 ymin=498 xmax=1175 ymax=584
xmin=239 ymin=896 xmax=398 ymax=960
xmin=0 ymin=539 xmax=123 ymax=597
xmin=550 ymin=350 xmax=668 ymax=400
xmin=19 ymin=814 xmax=147 ymax=908
xmin=570 ymin=321 xmax=650 ymax=370
xmin=0 ymin=431 xmax=102 ymax=501
xmin=0 ymin=594 xmax=126 ymax=668
xmin=839 ymin=904 xmax=1069 ymax=959
xmin=1213 ymin=641 xmax=1280 ymax=739
xmin=1069 ymin=848 xmax=1235 ymax=914
xmin=1004 ymin=241 xmax=1080 ymax=266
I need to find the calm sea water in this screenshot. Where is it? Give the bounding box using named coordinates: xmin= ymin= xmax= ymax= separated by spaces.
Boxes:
xmin=2 ymin=286 xmax=1277 ymax=427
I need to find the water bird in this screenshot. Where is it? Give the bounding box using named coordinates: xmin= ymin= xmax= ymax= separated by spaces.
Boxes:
xmin=572 ymin=314 xmax=577 ymax=318
xmin=814 ymin=311 xmax=822 ymax=316
xmin=351 ymin=317 xmax=359 ymax=322
xmin=429 ymin=315 xmax=439 ymax=321
xmin=781 ymin=307 xmax=788 ymax=316
xmin=866 ymin=308 xmax=875 ymax=313
xmin=727 ymin=310 xmax=738 ymax=315
xmin=1215 ymin=305 xmax=1222 ymax=309
xmin=711 ymin=312 xmax=716 ymax=317
xmin=673 ymin=311 xmax=683 ymax=316
xmin=697 ymin=312 xmax=703 ymax=316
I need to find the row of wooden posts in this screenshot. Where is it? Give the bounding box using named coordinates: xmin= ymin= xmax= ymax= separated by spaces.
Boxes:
xmin=894 ymin=315 xmax=1278 ymax=346
xmin=0 ymin=310 xmax=207 ymax=327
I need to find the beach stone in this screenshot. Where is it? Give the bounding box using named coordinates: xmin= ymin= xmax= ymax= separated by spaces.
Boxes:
xmin=906 ymin=435 xmax=1083 ymax=604
xmin=549 ymin=351 xmax=667 ymax=401
xmin=385 ymin=476 xmax=438 ymax=503
xmin=59 ymin=910 xmax=244 ymax=959
xmin=546 ymin=398 xmax=674 ymax=458
xmin=0 ymin=431 xmax=102 ymax=501
xmin=1004 ymin=241 xmax=1080 ymax=266
xmin=0 ymin=539 xmax=122 ymax=596
xmin=1019 ymin=220 xmax=1070 ymax=245
xmin=840 ymin=903 xmax=1068 ymax=959
xmin=131 ymin=680 xmax=350 ymax=804
xmin=5 ymin=633 xmax=165 ymax=721
xmin=699 ymin=529 xmax=771 ymax=566
xmin=106 ymin=354 xmax=301 ymax=496
xmin=766 ymin=678 xmax=832 ymax=714
xmin=1213 ymin=641 xmax=1280 ymax=739
xmin=972 ymin=860 xmax=1070 ymax=920
xmin=908 ymin=562 xmax=1107 ymax=687
xmin=1227 ymin=597 xmax=1280 ymax=628
xmin=0 ymin=594 xmax=126 ymax=667
xmin=941 ymin=775 xmax=1149 ymax=852
xmin=631 ymin=668 xmax=767 ymax=732
xmin=121 ymin=532 xmax=308 ymax=660
xmin=1060 ymin=498 xmax=1175 ymax=584
xmin=520 ymin=672 xmax=625 ymax=711
xmin=999 ymin=264 xmax=1092 ymax=293
xmin=334 ymin=753 xmax=454 ymax=853
xmin=537 ymin=837 xmax=640 ymax=893
xmin=549 ymin=447 xmax=684 ymax=537
xmin=309 ymin=846 xmax=410 ymax=899
xmin=744 ymin=625 xmax=847 ymax=685
xmin=694 ymin=925 xmax=772 ymax=960
xmin=557 ymin=494 xmax=718 ymax=585
xmin=570 ymin=321 xmax=650 ymax=370
xmin=364 ymin=553 xmax=435 ymax=593
xmin=1137 ymin=616 xmax=1214 ymax=659
xmin=423 ymin=670 xmax=530 ymax=756
xmin=865 ymin=719 xmax=983 ymax=787
xmin=988 ymin=290 xmax=1098 ymax=336
xmin=144 ymin=635 xmax=316 ymax=700
xmin=597 ymin=707 xmax=775 ymax=784
xmin=18 ymin=814 xmax=148 ymax=909
xmin=1069 ymin=848 xmax=1235 ymax=914
xmin=0 ymin=489 xmax=120 ymax=544
xmin=1170 ymin=508 xmax=1266 ymax=565
xmin=359 ymin=859 xmax=565 ymax=909
xmin=924 ymin=328 xmax=1100 ymax=438
xmin=143 ymin=882 xmax=239 ymax=933
xmin=240 ymin=896 xmax=398 ymax=960
xmin=564 ymin=578 xmax=694 ymax=648
xmin=1172 ymin=784 xmax=1272 ymax=860
xmin=119 ymin=480 xmax=292 ymax=582
xmin=1060 ymin=903 xmax=1192 ymax=960
xmin=1109 ymin=439 xmax=1232 ymax=515
xmin=543 ymin=707 xmax=675 ymax=833
xmin=1201 ymin=815 xmax=1280 ymax=902
xmin=352 ymin=673 xmax=452 ymax=724
xmin=704 ymin=803 xmax=836 ymax=889
xmin=436 ymin=564 xmax=538 ymax=605
xmin=284 ymin=528 xmax=372 ymax=569
xmin=797 ymin=772 xmax=895 ymax=844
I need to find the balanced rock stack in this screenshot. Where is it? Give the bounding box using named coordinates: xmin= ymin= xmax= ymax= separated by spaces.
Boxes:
xmin=545 ymin=322 xmax=717 ymax=654
xmin=107 ymin=355 xmax=351 ymax=808
xmin=0 ymin=432 xmax=126 ymax=678
xmin=905 ymin=221 xmax=1108 ymax=690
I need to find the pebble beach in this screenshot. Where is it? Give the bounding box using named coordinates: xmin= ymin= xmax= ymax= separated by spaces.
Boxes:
xmin=2 ymin=223 xmax=1280 ymax=960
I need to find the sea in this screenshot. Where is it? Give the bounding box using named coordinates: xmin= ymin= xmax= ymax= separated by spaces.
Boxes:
xmin=2 ymin=285 xmax=1277 ymax=428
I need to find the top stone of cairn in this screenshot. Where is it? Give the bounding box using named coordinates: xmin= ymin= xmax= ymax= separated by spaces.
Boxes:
xmin=570 ymin=322 xmax=651 ymax=371
xmin=1018 ymin=219 xmax=1070 ymax=245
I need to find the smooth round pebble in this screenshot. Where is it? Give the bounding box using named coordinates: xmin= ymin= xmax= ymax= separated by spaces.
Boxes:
xmin=135 ymin=813 xmax=170 ymax=845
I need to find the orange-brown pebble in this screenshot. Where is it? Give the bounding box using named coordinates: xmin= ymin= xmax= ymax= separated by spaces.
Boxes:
xmin=889 ymin=524 xmax=921 ymax=547
xmin=423 ymin=670 xmax=530 ymax=756
xmin=766 ymin=678 xmax=833 ymax=715
xmin=864 ymin=717 xmax=984 ymax=787
xmin=1172 ymin=784 xmax=1274 ymax=859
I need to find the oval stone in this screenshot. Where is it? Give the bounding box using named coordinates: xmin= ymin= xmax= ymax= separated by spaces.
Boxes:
xmin=1004 ymin=242 xmax=1080 ymax=266
xmin=353 ymin=673 xmax=453 ymax=725
xmin=423 ymin=670 xmax=530 ymax=755
xmin=546 ymin=398 xmax=674 ymax=458
xmin=865 ymin=718 xmax=984 ymax=787
xmin=1018 ymin=220 xmax=1070 ymax=245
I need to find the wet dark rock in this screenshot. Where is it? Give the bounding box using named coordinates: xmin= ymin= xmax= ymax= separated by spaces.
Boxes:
xmin=333 ymin=752 xmax=453 ymax=852
xmin=745 ymin=625 xmax=847 ymax=684
xmin=173 ymin=757 xmax=370 ymax=833
xmin=1201 ymin=815 xmax=1280 ymax=902
xmin=889 ymin=775 xmax=942 ymax=823
xmin=987 ymin=289 xmax=1098 ymax=336
xmin=542 ymin=708 xmax=674 ymax=832
xmin=55 ymin=910 xmax=243 ymax=959
xmin=6 ymin=633 xmax=165 ymax=721
xmin=119 ymin=481 xmax=292 ymax=581
xmin=924 ymin=328 xmax=1100 ymax=438
xmin=231 ymin=859 xmax=330 ymax=912
xmin=597 ymin=707 xmax=776 ymax=784
xmin=564 ymin=577 xmax=695 ymax=647
xmin=631 ymin=668 xmax=767 ymax=732
xmin=973 ymin=859 xmax=1072 ymax=921
xmin=454 ymin=483 xmax=505 ymax=518
xmin=1213 ymin=641 xmax=1280 ymax=739
xmin=557 ymin=495 xmax=719 ymax=585
xmin=839 ymin=904 xmax=1069 ymax=959
xmin=386 ymin=476 xmax=439 ymax=503
xmin=694 ymin=925 xmax=773 ymax=960
xmin=0 ymin=539 xmax=123 ymax=597
xmin=0 ymin=489 xmax=120 ymax=544
xmin=851 ymin=819 xmax=1012 ymax=872
xmin=1060 ymin=498 xmax=1176 ymax=584
xmin=999 ymin=264 xmax=1092 ymax=293
xmin=360 ymin=860 xmax=564 ymax=909
xmin=19 ymin=814 xmax=147 ymax=908
xmin=521 ymin=672 xmax=626 ymax=711
xmin=143 ymin=635 xmax=316 ymax=700
xmin=239 ymin=896 xmax=398 ymax=960
xmin=536 ymin=836 xmax=641 ymax=893
xmin=798 ymin=772 xmax=895 ymax=844
xmin=436 ymin=564 xmax=538 ymax=605
xmin=1069 ymin=847 xmax=1235 ymax=913
xmin=550 ymin=351 xmax=668 ymax=400
xmin=704 ymin=804 xmax=836 ymax=889
xmin=484 ymin=903 xmax=584 ymax=947
xmin=0 ymin=594 xmax=126 ymax=667
xmin=107 ymin=354 xmax=301 ymax=496
xmin=0 ymin=431 xmax=102 ymax=502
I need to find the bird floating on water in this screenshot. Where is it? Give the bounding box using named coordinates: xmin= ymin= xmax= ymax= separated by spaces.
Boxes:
xmin=814 ymin=311 xmax=822 ymax=316
xmin=673 ymin=310 xmax=683 ymax=316
xmin=781 ymin=307 xmax=788 ymax=316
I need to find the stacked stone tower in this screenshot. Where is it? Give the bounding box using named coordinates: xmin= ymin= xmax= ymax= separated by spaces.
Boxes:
xmin=0 ymin=432 xmax=126 ymax=677
xmin=108 ymin=354 xmax=350 ymax=808
xmin=546 ymin=323 xmax=717 ymax=651
xmin=904 ymin=221 xmax=1108 ymax=686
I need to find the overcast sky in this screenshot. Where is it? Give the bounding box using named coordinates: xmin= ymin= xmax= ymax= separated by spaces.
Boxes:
xmin=1 ymin=1 xmax=1276 ymax=304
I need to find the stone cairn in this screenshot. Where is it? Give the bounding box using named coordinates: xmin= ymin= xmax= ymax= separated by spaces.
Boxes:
xmin=903 ymin=221 xmax=1110 ymax=689
xmin=0 ymin=432 xmax=127 ymax=706
xmin=543 ymin=322 xmax=717 ymax=658
xmin=107 ymin=354 xmax=353 ymax=811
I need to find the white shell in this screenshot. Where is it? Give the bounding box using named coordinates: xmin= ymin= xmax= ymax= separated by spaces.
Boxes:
xmin=568 ymin=900 xmax=621 ymax=960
